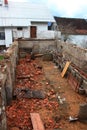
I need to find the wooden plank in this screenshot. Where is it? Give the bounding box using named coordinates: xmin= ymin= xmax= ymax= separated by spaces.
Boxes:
xmin=61 ymin=61 xmax=71 ymax=78
xmin=35 ymin=54 xmax=43 ymax=57
xmin=17 ymin=75 xmax=30 ymax=79
xmin=30 ymin=113 xmax=45 ymax=130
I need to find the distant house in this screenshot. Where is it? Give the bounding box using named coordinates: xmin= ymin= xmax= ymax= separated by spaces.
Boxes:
xmin=0 ymin=0 xmax=55 ymax=47
xmin=52 ymin=16 xmax=87 ymax=47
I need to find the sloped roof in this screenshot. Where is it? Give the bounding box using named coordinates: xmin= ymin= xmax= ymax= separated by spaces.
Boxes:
xmin=0 ymin=1 xmax=55 ymax=27
xmin=54 ymin=16 xmax=87 ymax=35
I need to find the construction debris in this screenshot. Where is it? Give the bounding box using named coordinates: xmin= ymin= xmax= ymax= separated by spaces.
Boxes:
xmin=14 ymin=88 xmax=45 ymax=99
xmin=6 ymin=54 xmax=87 ymax=130
xmin=69 ymin=116 xmax=78 ymax=122
xmin=57 ymin=94 xmax=66 ymax=104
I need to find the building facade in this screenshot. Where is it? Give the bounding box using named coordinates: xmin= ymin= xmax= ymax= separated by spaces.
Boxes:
xmin=0 ymin=0 xmax=55 ymax=47
xmin=52 ymin=16 xmax=87 ymax=48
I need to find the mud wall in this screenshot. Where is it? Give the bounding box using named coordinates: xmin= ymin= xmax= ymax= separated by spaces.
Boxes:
xmin=0 ymin=41 xmax=18 ymax=130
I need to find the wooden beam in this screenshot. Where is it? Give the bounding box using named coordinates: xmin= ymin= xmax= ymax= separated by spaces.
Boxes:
xmin=30 ymin=113 xmax=45 ymax=130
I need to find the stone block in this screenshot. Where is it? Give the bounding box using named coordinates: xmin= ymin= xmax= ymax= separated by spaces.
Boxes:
xmin=76 ymin=73 xmax=82 ymax=83
xmin=1 ymin=110 xmax=7 ymax=130
xmin=5 ymin=85 xmax=13 ymax=105
xmin=82 ymin=80 xmax=87 ymax=92
xmin=78 ymin=103 xmax=87 ymax=121
xmin=71 ymin=69 xmax=76 ymax=77
xmin=32 ymin=44 xmax=40 ymax=54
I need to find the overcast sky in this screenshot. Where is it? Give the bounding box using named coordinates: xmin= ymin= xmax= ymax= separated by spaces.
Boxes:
xmin=10 ymin=0 xmax=87 ymax=19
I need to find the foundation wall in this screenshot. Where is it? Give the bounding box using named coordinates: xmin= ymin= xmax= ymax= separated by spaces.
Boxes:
xmin=53 ymin=40 xmax=87 ymax=94
xmin=18 ymin=39 xmax=56 ymax=54
xmin=0 ymin=39 xmax=87 ymax=128
xmin=0 ymin=41 xmax=18 ymax=130
xmin=56 ymin=40 xmax=87 ymax=72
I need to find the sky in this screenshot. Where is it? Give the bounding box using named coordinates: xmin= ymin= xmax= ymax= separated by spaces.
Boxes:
xmin=10 ymin=0 xmax=87 ymax=19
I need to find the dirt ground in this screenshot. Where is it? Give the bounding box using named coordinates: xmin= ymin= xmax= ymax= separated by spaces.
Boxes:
xmin=6 ymin=55 xmax=87 ymax=130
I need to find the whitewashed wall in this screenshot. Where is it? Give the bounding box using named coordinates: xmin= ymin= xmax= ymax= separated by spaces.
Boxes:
xmin=31 ymin=22 xmax=55 ymax=39
xmin=0 ymin=40 xmax=5 ymax=46
xmin=23 ymin=27 xmax=30 ymax=38
xmin=0 ymin=23 xmax=55 ymax=47
xmin=61 ymin=35 xmax=87 ymax=47
xmin=13 ymin=27 xmax=29 ymax=39
xmin=5 ymin=28 xmax=12 ymax=47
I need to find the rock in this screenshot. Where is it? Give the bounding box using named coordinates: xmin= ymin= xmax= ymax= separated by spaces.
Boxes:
xmin=78 ymin=87 xmax=85 ymax=95
xmin=14 ymin=88 xmax=45 ymax=99
xmin=32 ymin=90 xmax=45 ymax=99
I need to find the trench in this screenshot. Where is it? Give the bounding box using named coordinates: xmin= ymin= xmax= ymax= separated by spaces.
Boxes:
xmin=6 ymin=49 xmax=87 ymax=130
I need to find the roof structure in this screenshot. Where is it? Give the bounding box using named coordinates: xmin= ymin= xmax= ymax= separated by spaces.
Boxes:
xmin=0 ymin=1 xmax=55 ymax=27
xmin=54 ymin=16 xmax=87 ymax=35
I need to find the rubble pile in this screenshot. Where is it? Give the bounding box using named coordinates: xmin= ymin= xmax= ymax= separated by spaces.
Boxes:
xmin=6 ymin=55 xmax=59 ymax=130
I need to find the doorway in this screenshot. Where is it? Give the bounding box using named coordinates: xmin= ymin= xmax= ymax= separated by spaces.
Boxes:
xmin=30 ymin=26 xmax=37 ymax=38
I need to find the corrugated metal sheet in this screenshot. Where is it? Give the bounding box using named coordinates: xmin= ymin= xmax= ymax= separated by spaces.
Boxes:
xmin=0 ymin=1 xmax=54 ymax=27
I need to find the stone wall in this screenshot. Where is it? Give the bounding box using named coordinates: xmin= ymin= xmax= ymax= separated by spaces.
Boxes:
xmin=53 ymin=40 xmax=87 ymax=94
xmin=18 ymin=39 xmax=56 ymax=54
xmin=0 ymin=41 xmax=18 ymax=130
xmin=56 ymin=40 xmax=87 ymax=72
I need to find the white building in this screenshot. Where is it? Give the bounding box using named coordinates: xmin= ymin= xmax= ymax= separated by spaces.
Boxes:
xmin=52 ymin=16 xmax=87 ymax=48
xmin=0 ymin=0 xmax=55 ymax=47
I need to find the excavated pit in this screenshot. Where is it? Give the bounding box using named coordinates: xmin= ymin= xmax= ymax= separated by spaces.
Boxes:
xmin=6 ymin=53 xmax=87 ymax=130
xmin=0 ymin=40 xmax=87 ymax=130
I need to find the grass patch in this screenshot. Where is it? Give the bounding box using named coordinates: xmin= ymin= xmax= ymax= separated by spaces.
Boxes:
xmin=0 ymin=55 xmax=4 ymax=60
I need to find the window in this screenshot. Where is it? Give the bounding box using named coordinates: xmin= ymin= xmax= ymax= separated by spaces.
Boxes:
xmin=0 ymin=32 xmax=5 ymax=40
xmin=0 ymin=0 xmax=2 ymax=6
xmin=17 ymin=27 xmax=23 ymax=30
xmin=48 ymin=22 xmax=52 ymax=30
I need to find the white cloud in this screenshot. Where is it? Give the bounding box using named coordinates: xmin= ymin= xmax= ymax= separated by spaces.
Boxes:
xmin=47 ymin=0 xmax=87 ymax=18
xmin=8 ymin=0 xmax=87 ymax=18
